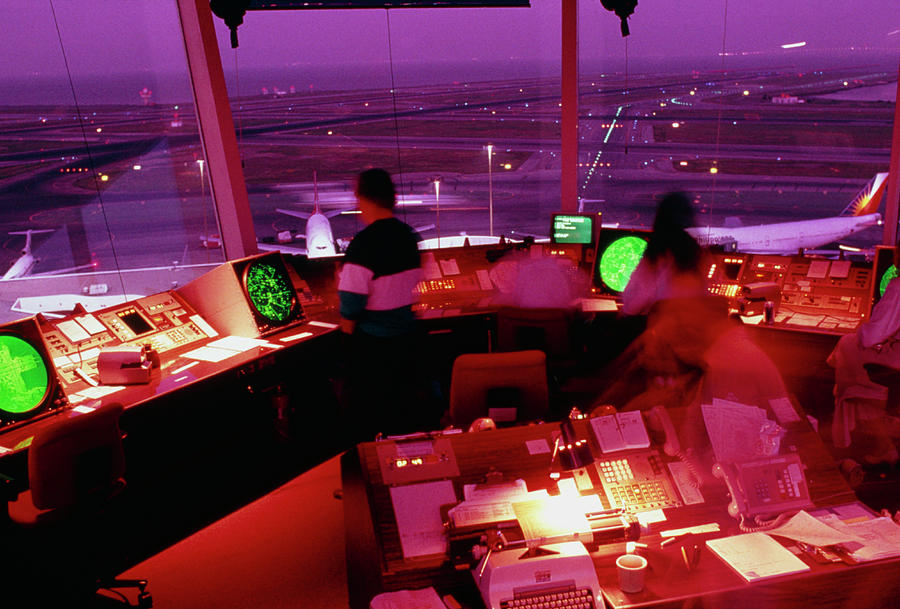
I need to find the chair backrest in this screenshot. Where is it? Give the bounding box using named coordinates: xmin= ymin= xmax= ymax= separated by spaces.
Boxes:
xmin=495 ymin=306 xmax=574 ymax=362
xmin=28 ymin=403 xmax=126 ymax=511
xmin=449 ymin=350 xmax=548 ymax=429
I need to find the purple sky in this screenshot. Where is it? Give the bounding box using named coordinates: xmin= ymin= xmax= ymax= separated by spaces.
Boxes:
xmin=2 ymin=0 xmax=898 ymax=80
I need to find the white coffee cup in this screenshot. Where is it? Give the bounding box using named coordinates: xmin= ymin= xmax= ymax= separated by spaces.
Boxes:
xmin=616 ymin=553 xmax=648 ymax=594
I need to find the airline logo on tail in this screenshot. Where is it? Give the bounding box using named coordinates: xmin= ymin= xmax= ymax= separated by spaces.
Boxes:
xmin=842 ymin=172 xmax=889 ymax=217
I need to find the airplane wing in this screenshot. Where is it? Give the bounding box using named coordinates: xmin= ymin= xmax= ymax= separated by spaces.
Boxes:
xmin=276 ymin=208 xmax=311 ymax=220
xmin=31 ymin=262 xmax=96 ymax=277
xmin=256 ymin=242 xmax=308 ymax=256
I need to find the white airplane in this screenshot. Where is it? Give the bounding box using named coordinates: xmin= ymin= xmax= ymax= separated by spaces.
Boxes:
xmin=684 ymin=173 xmax=889 ymax=254
xmin=275 ymin=172 xmax=345 ymax=258
xmin=2 ymin=229 xmax=94 ymax=280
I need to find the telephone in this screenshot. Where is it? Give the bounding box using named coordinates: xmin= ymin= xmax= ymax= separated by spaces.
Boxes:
xmin=645 ymin=405 xmax=680 ymax=457
xmin=712 ymin=452 xmax=812 ymax=520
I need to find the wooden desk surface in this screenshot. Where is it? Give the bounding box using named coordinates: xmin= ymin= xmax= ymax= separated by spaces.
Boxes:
xmin=342 ymin=413 xmax=900 ymax=609
xmin=0 ymin=321 xmax=339 ymax=461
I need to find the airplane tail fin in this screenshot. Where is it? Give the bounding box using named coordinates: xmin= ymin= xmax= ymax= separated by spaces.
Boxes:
xmin=841 ymin=172 xmax=889 ymax=216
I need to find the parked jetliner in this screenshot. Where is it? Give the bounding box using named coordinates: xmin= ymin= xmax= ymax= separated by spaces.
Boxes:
xmin=684 ymin=173 xmax=888 ymax=254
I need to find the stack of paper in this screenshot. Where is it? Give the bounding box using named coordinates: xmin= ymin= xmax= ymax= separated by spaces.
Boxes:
xmin=590 ymin=411 xmax=650 ymax=453
xmin=701 ymin=399 xmax=769 ymax=464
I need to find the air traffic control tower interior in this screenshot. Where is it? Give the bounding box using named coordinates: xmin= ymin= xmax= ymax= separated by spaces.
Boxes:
xmin=1 ymin=0 xmax=900 ymax=607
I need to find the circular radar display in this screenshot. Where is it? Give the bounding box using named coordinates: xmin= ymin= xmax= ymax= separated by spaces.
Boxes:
xmin=0 ymin=335 xmax=50 ymax=416
xmin=880 ymin=264 xmax=899 ymax=298
xmin=245 ymin=261 xmax=296 ymax=323
xmin=599 ymin=236 xmax=648 ymax=293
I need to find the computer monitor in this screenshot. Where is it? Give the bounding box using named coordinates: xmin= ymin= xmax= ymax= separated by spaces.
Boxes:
xmin=0 ymin=318 xmax=66 ymax=427
xmin=551 ymin=213 xmax=598 ymax=246
xmin=592 ymin=227 xmax=651 ymax=294
xmin=239 ymin=253 xmax=306 ymax=332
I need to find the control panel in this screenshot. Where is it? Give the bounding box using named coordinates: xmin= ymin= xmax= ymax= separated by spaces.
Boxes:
xmin=777 ymin=257 xmax=873 ymax=331
xmin=40 ymin=291 xmax=213 ymax=390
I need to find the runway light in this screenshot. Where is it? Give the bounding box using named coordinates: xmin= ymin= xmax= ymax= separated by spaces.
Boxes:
xmin=132 ymin=164 xmax=141 ymax=170
xmin=679 ymin=161 xmax=688 ymax=166
xmin=671 ymin=122 xmax=680 ymax=128
xmin=709 ymin=167 xmax=718 ymax=174
xmin=743 ymin=90 xmax=750 ymax=96
xmin=327 ymin=130 xmax=333 ymax=135
xmin=689 ymin=90 xmax=696 ymax=96
xmin=95 ymin=127 xmax=102 ymax=133
xmin=843 ymin=81 xmax=849 ymax=86
xmin=503 ymin=163 xmax=512 ymax=170
xmin=100 ymin=174 xmax=109 ymax=181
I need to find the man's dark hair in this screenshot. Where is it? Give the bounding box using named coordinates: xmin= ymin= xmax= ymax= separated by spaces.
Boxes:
xmin=356 ymin=168 xmax=396 ymax=210
xmin=645 ymin=191 xmax=702 ymax=271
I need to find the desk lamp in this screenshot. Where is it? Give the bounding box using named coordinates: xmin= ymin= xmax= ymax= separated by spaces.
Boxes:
xmin=554 ymin=418 xmax=596 ymax=493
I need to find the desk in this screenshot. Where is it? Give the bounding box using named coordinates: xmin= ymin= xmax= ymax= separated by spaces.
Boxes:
xmin=0 ymin=321 xmax=340 ymax=484
xmin=342 ymin=414 xmax=900 ymax=609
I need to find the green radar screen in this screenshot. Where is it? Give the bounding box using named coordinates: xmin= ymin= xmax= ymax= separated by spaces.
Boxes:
xmin=245 ymin=261 xmax=296 ymax=323
xmin=880 ymin=264 xmax=899 ymax=298
xmin=599 ymin=236 xmax=648 ymax=293
xmin=0 ymin=335 xmax=50 ymax=416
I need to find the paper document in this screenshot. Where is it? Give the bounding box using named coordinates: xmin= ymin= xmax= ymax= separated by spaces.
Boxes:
xmin=702 ymin=400 xmax=768 ymax=464
xmin=767 ymin=510 xmax=861 ymax=548
xmin=590 ymin=411 xmax=650 ymax=453
xmin=513 ymin=496 xmax=593 ymax=548
xmin=706 ymin=532 xmax=810 ymax=582
xmin=817 ymin=515 xmax=900 ymax=562
xmin=206 ymin=335 xmax=272 ymax=352
xmin=390 ymin=480 xmax=457 ymax=558
xmin=183 ymin=346 xmax=237 ymax=363
xmin=370 ymin=587 xmax=444 ymax=609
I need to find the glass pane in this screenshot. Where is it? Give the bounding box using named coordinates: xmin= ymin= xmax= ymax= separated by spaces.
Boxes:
xmin=0 ymin=1 xmax=217 ymax=324
xmin=578 ymin=1 xmax=897 ymax=253
xmin=214 ymin=0 xmax=561 ymax=251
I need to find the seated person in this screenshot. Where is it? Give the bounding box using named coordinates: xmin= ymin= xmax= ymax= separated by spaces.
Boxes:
xmin=594 ymin=294 xmax=791 ymax=481
xmin=827 ymin=270 xmax=900 ymax=464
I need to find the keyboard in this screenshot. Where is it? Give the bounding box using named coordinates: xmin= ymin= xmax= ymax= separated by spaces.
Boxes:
xmin=475 ymin=542 xmax=601 ymax=609
xmin=501 ymin=584 xmax=596 ymax=609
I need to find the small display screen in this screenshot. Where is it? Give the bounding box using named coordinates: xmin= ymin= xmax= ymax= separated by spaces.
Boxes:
xmin=551 ymin=214 xmax=595 ymax=245
xmin=722 ymin=262 xmax=743 ymax=281
xmin=0 ymin=334 xmax=50 ymax=416
xmin=244 ymin=259 xmax=297 ymax=323
xmin=117 ymin=309 xmax=154 ymax=336
xmin=593 ymin=229 xmax=650 ymax=293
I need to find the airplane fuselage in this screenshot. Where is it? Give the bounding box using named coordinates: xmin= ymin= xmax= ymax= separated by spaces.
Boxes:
xmin=306 ymin=211 xmax=337 ymax=258
xmin=687 ymin=213 xmax=882 ymax=254
xmin=2 ymin=253 xmax=36 ymax=280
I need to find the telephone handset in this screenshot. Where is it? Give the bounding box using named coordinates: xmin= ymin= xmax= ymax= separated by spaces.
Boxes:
xmin=712 ymin=452 xmax=812 ymax=520
xmin=645 ymin=405 xmax=680 ymax=457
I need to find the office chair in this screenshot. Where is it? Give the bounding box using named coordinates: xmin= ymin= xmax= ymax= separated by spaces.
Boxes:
xmin=448 ymin=350 xmax=549 ymax=430
xmin=495 ymin=306 xmax=576 ymax=364
xmin=6 ymin=403 xmax=152 ymax=608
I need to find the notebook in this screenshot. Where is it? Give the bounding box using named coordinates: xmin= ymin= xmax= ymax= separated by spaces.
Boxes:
xmin=706 ymin=532 xmax=810 ymax=582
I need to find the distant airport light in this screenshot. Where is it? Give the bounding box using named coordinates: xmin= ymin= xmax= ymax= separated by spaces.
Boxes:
xmin=671 ymin=122 xmax=680 ymax=128
xmin=503 ymin=163 xmax=512 ymax=170
xmin=100 ymin=174 xmax=109 ymax=182
xmin=742 ymin=90 xmax=750 ymax=96
xmin=781 ymin=41 xmax=806 ymax=49
xmin=132 ymin=164 xmax=141 ymax=171
xmin=679 ymin=161 xmax=688 ymax=166
xmin=843 ymin=81 xmax=849 ymax=86
xmin=689 ymin=90 xmax=696 ymax=96
xmin=95 ymin=127 xmax=102 ymax=133
xmin=327 ymin=130 xmax=333 ymax=135
xmin=709 ymin=167 xmax=718 ymax=174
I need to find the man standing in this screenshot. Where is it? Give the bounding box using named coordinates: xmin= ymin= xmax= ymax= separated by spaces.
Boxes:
xmin=338 ymin=168 xmax=425 ymax=440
